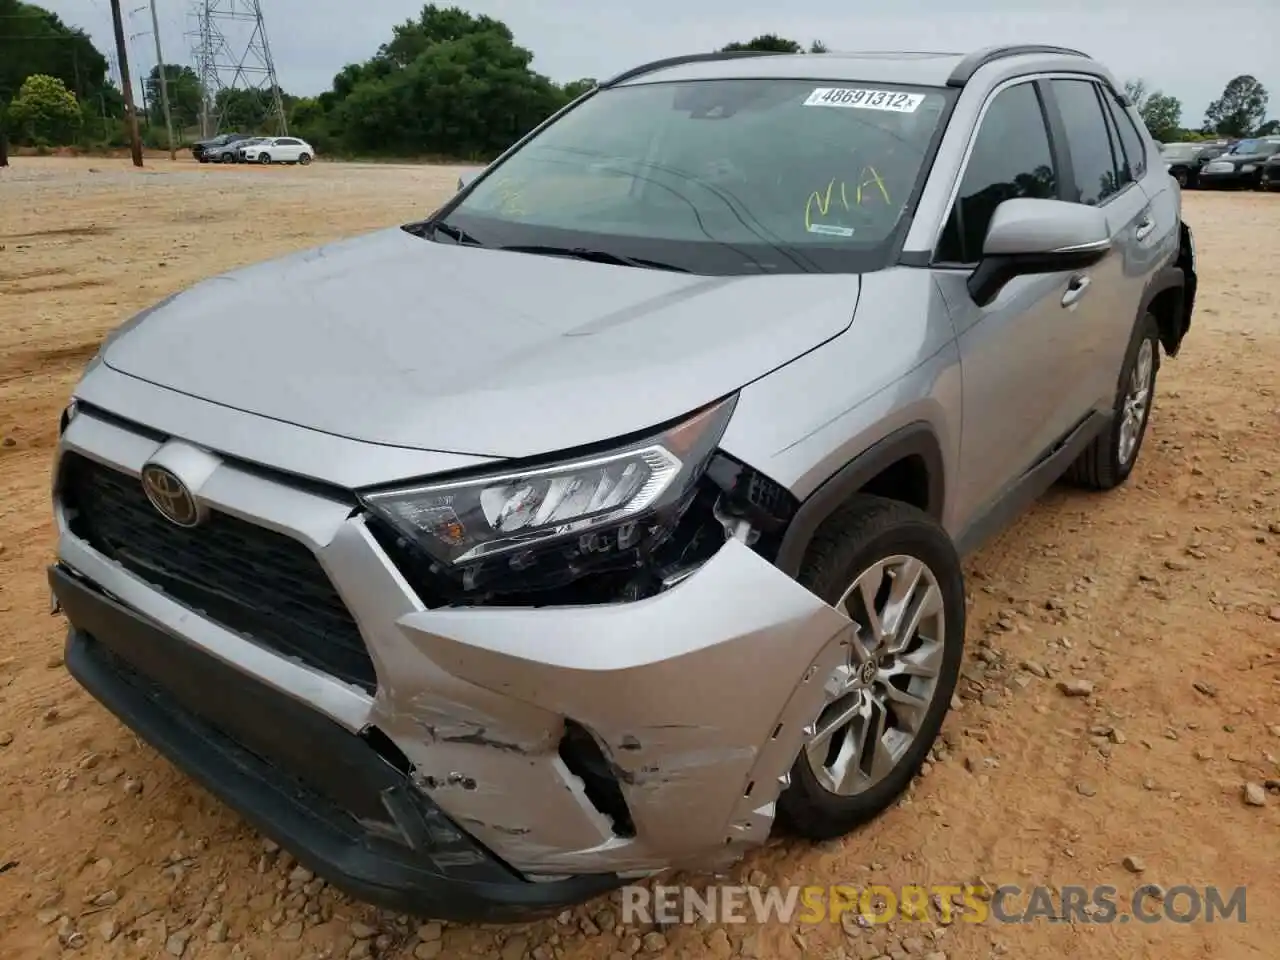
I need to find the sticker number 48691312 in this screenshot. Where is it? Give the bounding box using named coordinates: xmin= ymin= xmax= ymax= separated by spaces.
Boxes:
xmin=804 ymin=88 xmax=925 ymax=113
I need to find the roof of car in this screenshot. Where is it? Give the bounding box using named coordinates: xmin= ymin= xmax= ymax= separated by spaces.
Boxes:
xmin=607 ymin=45 xmax=1103 ymax=91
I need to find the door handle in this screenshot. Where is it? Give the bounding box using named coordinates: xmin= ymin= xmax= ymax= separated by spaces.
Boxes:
xmin=1061 ymin=274 xmax=1091 ymax=308
xmin=1135 ymin=217 xmax=1155 ymax=242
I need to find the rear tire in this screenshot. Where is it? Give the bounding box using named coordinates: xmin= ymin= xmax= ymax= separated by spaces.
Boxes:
xmin=776 ymin=496 xmax=965 ymax=840
xmin=1173 ymin=168 xmax=1188 ymax=187
xmin=1064 ymin=312 xmax=1160 ymax=491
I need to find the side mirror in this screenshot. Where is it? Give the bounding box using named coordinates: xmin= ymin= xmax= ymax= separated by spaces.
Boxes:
xmin=455 ymin=168 xmax=484 ymax=192
xmin=967 ymin=198 xmax=1111 ymax=307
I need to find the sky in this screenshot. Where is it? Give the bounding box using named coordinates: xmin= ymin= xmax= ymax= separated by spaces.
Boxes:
xmin=47 ymin=0 xmax=1280 ymax=128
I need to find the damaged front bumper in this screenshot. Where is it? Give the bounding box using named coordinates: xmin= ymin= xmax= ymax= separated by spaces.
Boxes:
xmin=52 ymin=402 xmax=854 ymax=917
xmin=51 ymin=565 xmax=622 ymax=922
xmin=386 ymin=538 xmax=853 ymax=877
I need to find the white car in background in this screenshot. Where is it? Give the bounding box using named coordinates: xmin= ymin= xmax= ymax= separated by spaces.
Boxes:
xmin=240 ymin=137 xmax=316 ymax=166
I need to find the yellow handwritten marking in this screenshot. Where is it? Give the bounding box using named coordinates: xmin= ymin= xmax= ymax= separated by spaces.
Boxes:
xmin=805 ymin=178 xmax=851 ymax=232
xmin=805 ymin=168 xmax=893 ymax=232
xmin=856 ymin=166 xmax=891 ymax=205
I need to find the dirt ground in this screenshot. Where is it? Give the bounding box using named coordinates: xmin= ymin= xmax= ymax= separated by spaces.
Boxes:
xmin=1 ymin=157 xmax=1277 ymax=960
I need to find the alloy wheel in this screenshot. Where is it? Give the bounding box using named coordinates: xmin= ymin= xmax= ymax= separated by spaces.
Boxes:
xmin=804 ymin=555 xmax=946 ymax=797
xmin=1118 ymin=338 xmax=1154 ymax=466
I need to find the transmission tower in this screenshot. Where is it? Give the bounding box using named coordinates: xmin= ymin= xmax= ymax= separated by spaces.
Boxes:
xmin=187 ymin=0 xmax=288 ymax=138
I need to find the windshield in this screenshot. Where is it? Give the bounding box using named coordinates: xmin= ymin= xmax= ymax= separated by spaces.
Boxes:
xmin=1161 ymin=144 xmax=1199 ymax=160
xmin=437 ymin=78 xmax=953 ymax=274
xmin=1229 ymin=139 xmax=1273 ymax=155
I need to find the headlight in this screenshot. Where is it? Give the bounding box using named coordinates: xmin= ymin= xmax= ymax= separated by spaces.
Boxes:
xmin=363 ymin=397 xmax=737 ymax=567
xmin=1241 ymin=164 xmax=1256 ymax=173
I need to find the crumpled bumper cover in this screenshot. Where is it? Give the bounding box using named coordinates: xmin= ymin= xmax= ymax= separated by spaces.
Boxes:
xmin=51 ymin=563 xmax=623 ymax=922
xmin=384 ymin=539 xmax=854 ymax=876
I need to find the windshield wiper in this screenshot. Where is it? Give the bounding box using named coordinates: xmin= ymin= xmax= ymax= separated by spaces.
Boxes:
xmin=499 ymin=244 xmax=689 ymax=273
xmin=404 ymin=218 xmax=485 ymax=246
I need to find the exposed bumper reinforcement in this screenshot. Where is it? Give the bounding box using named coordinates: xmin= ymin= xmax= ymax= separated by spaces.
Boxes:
xmin=51 ymin=563 xmax=622 ymax=922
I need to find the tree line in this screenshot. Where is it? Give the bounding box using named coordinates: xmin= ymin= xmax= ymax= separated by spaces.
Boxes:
xmin=1123 ymin=76 xmax=1275 ymax=142
xmin=0 ymin=2 xmax=1274 ymax=161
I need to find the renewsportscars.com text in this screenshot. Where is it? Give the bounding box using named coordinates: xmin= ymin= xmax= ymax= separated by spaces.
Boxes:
xmin=621 ymin=883 xmax=1248 ymax=926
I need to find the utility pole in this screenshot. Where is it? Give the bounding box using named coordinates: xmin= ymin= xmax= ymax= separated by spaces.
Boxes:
xmin=109 ymin=0 xmax=144 ymax=166
xmin=149 ymin=0 xmax=177 ymax=160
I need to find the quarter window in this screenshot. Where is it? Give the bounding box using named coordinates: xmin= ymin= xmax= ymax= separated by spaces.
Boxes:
xmin=1050 ymin=79 xmax=1124 ymax=205
xmin=936 ymin=82 xmax=1057 ymax=264
xmin=1097 ymin=89 xmax=1133 ymax=190
xmin=1105 ymin=91 xmax=1147 ymax=178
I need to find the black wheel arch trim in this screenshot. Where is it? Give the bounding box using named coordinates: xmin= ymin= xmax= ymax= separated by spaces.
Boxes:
xmin=774 ymin=422 xmax=946 ymax=578
xmin=1140 ymin=257 xmax=1192 ymax=356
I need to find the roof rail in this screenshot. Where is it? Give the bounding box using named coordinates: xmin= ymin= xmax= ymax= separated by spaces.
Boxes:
xmin=946 ymin=44 xmax=1090 ymax=87
xmin=599 ymin=50 xmax=792 ymax=88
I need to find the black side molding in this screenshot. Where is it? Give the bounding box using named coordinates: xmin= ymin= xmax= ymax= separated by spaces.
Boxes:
xmin=1175 ymin=221 xmax=1197 ymax=348
xmin=774 ymin=422 xmax=946 ymax=578
xmin=1139 ymin=265 xmax=1188 ymax=357
xmin=946 ymin=45 xmax=1091 ymax=87
xmin=951 ymin=411 xmax=1109 ymax=558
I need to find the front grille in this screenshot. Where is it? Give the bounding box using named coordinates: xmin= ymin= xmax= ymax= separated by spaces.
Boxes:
xmin=59 ymin=452 xmax=377 ymax=693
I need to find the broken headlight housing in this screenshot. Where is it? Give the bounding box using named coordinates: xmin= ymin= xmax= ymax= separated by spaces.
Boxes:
xmin=361 ymin=397 xmax=738 ymax=600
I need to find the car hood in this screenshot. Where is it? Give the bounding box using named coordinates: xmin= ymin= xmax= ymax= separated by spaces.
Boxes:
xmin=1220 ymin=152 xmax=1270 ymax=163
xmin=103 ymin=228 xmax=861 ymax=460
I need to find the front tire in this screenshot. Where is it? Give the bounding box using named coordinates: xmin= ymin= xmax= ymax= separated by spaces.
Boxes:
xmin=1172 ymin=167 xmax=1188 ymax=188
xmin=298 ymin=153 xmax=312 ymax=165
xmin=777 ymin=496 xmax=965 ymax=840
xmin=258 ymin=154 xmax=271 ymax=165
xmin=1064 ymin=312 xmax=1160 ymax=491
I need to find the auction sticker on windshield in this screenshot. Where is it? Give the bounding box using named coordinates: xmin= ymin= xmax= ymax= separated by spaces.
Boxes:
xmin=804 ymin=88 xmax=924 ymax=112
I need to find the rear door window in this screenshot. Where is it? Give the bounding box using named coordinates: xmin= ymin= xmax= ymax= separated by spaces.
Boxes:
xmin=1105 ymin=92 xmax=1148 ymax=178
xmin=1050 ymin=79 xmax=1124 ymax=205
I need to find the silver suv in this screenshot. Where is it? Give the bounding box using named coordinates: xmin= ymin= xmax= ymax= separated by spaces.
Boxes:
xmin=50 ymin=45 xmax=1196 ymax=922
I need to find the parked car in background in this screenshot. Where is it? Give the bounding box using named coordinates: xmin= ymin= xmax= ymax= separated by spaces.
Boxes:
xmin=1159 ymin=142 xmax=1225 ymax=188
xmin=191 ymin=133 xmax=249 ymax=163
xmin=205 ymin=137 xmax=268 ymax=164
xmin=1197 ymin=136 xmax=1280 ymax=189
xmin=1260 ymin=152 xmax=1280 ymax=191
xmin=239 ymin=137 xmax=316 ymax=165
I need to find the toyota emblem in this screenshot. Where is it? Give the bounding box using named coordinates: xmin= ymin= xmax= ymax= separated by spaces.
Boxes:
xmin=140 ymin=464 xmax=203 ymax=528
